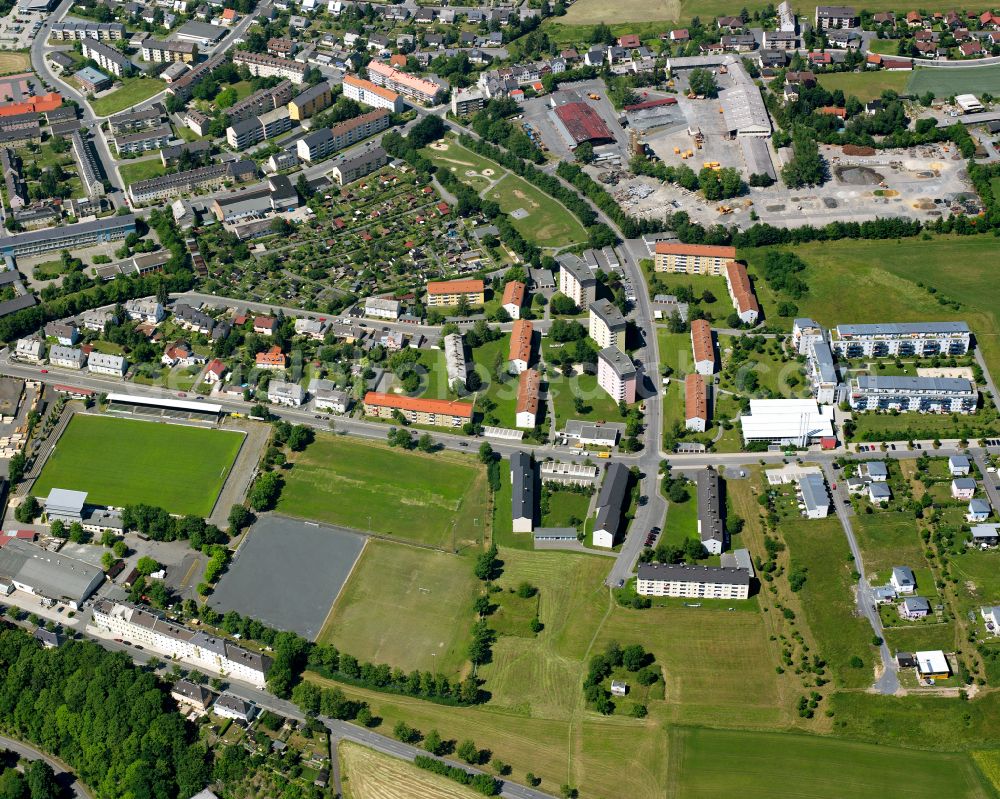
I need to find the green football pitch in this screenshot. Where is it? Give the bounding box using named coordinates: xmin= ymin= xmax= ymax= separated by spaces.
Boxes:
xmin=33 ymin=414 xmax=244 ymax=517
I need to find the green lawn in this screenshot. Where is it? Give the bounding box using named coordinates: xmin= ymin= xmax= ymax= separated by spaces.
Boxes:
xmin=780 ymin=517 xmax=877 ymax=688
xmin=317 ymin=539 xmax=479 ymax=677
xmin=741 ymin=237 xmax=1000 ymax=393
xmin=470 ymin=335 xmax=521 ymax=429
xmin=868 ymin=38 xmax=904 ymax=55
xmin=667 ymin=727 xmax=996 ymax=799
xmin=89 ymin=77 xmax=165 ymax=117
xmin=662 ymin=490 xmax=698 ymax=548
xmin=818 ymin=71 xmax=911 ymax=103
xmin=422 ymin=138 xmax=588 ymax=250
xmin=541 ymin=487 xmax=590 ymax=531
xmin=277 ymin=434 xmax=488 ymax=549
xmin=32 ymin=414 xmax=243 ymax=516
xmin=908 ymin=64 xmax=1000 ymax=98
xmin=119 ymin=159 xmax=167 ymax=186
xmin=548 ymin=368 xmax=626 ymax=429
xmin=718 ymin=334 xmax=806 ymax=399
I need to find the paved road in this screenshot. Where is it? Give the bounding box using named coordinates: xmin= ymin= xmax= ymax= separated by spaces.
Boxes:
xmin=0 ymin=735 xmax=91 ymax=799
xmin=821 ymin=460 xmax=899 ymax=695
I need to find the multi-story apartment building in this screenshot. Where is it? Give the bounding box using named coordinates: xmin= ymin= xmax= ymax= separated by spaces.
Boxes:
xmin=342 ymin=74 xmax=404 ymax=112
xmin=792 ymin=317 xmax=824 ymax=355
xmin=331 ymin=108 xmax=391 ymax=150
xmin=685 ymin=372 xmax=708 ymax=432
xmin=226 ymin=107 xmax=291 ymax=149
xmin=636 ymin=563 xmax=750 ymax=599
xmin=363 ymin=392 xmax=474 ymax=428
xmin=849 ymin=376 xmax=977 ymax=414
xmin=653 ymin=242 xmax=736 ymax=274
xmin=516 ymin=368 xmax=540 ymax=428
xmin=697 ymin=468 xmax=726 ymax=554
xmin=113 ymin=123 xmax=173 ymax=154
xmin=830 ymin=322 xmax=971 ymax=359
xmin=124 ymin=297 xmax=165 ymax=323
xmin=426 ymin=278 xmax=485 ymax=308
xmin=501 ymin=280 xmax=525 ymax=320
xmin=330 ymin=145 xmax=387 ymax=185
xmin=451 ymin=87 xmax=485 ymax=117
xmin=508 ymin=318 xmax=533 ymax=374
xmin=93 ymin=600 xmax=272 ymax=686
xmin=129 ymin=161 xmax=256 ymax=205
xmin=140 ymin=39 xmax=197 ymax=62
xmin=88 ymin=353 xmax=127 ymax=376
xmin=49 ymin=21 xmax=126 ymax=40
xmin=558 ymin=255 xmax=597 ymax=308
xmin=233 ymin=51 xmax=307 ymax=84
xmin=691 ymin=318 xmax=715 ymax=375
xmin=168 ymin=53 xmax=226 ymax=101
xmin=815 ymin=4 xmax=858 ymax=28
xmin=588 ymin=299 xmax=626 ymax=352
xmin=597 ymin=346 xmax=637 ymax=404
xmin=49 ymin=344 xmax=86 ymax=369
xmin=109 ymin=106 xmax=165 ymax=136
xmin=366 ymin=60 xmax=445 ymax=105
xmin=80 ymin=39 xmax=132 ymax=77
xmin=0 ymin=215 xmax=136 ymax=258
xmin=71 ymin=131 xmax=104 ymax=199
xmin=810 ymin=340 xmax=840 ymax=404
xmin=364 ymin=297 xmax=401 ymax=320
xmin=227 ymin=80 xmax=292 ymax=124
xmin=724 ymin=261 xmax=760 ymax=325
xmin=288 ymin=81 xmax=333 ymax=120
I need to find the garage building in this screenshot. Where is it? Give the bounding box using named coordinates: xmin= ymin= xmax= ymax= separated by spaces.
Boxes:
xmin=551 ymin=101 xmax=615 ymax=149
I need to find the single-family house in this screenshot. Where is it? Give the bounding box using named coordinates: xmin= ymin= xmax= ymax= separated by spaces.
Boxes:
xmin=971 ymin=523 xmax=1000 ymax=548
xmin=45 ymin=321 xmax=79 ymax=346
xmin=202 ymin=358 xmax=228 ymax=384
xmin=890 ymin=565 xmax=916 ymax=594
xmin=860 ymin=461 xmax=888 ymax=482
xmin=952 ymin=478 xmax=977 ymax=500
xmin=253 ymin=315 xmax=277 ymax=336
xmin=868 ymin=482 xmax=892 ymax=504
xmin=899 ymin=596 xmax=931 ymax=620
xmin=968 ymin=498 xmax=992 ymax=522
xmin=949 ymin=455 xmax=971 ymax=476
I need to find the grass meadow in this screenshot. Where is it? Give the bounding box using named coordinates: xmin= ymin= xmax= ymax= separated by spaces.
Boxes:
xmin=817 ymin=71 xmax=910 ymax=103
xmin=33 ymin=414 xmax=243 ymax=516
xmin=89 ymin=77 xmax=165 ymax=116
xmin=277 ymin=434 xmax=488 ymax=549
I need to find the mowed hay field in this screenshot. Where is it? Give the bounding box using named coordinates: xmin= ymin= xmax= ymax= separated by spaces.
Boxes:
xmin=0 ymin=52 xmax=30 ymax=75
xmin=339 ymin=742 xmax=481 ymax=799
xmin=741 ymin=237 xmax=1000 ymax=384
xmin=667 ymin=727 xmax=996 ymax=799
xmin=318 ymin=540 xmax=480 ymax=678
xmin=33 ymin=414 xmax=243 ymax=516
xmin=277 ymin=435 xmax=488 ymax=549
xmin=818 ymin=70 xmax=910 ymax=103
xmin=908 ymin=64 xmax=1000 ymax=98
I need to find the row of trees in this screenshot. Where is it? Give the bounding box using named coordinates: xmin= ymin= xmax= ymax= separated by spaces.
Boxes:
xmin=629 ymin=156 xmax=747 ymax=201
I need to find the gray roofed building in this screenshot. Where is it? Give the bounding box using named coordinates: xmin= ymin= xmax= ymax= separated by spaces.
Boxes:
xmin=171 ymin=678 xmax=215 ymax=710
xmin=511 ymin=451 xmax=534 ymax=533
xmin=43 ymin=488 xmax=87 ymax=522
xmin=0 ymin=215 xmax=136 ymax=257
xmin=862 ymin=461 xmax=888 ymax=481
xmin=593 ymin=462 xmax=629 ymax=548
xmin=855 ymin=375 xmax=974 ymax=395
xmin=213 ymin=692 xmax=257 ymax=722
xmin=968 ymin=498 xmax=992 ymax=520
xmin=799 ymin=473 xmax=830 ymax=518
xmin=175 ymin=20 xmax=228 ymax=44
xmin=88 ymin=352 xmax=127 ymax=376
xmin=949 ymin=455 xmax=971 ymax=475
xmin=900 ymin=595 xmax=931 ymax=618
xmin=636 ymin=562 xmax=751 ymax=599
xmin=0 ymin=538 xmax=103 ymax=608
xmin=329 ymin=144 xmax=387 ymax=186
xmin=697 ymin=469 xmax=725 ymax=554
xmin=891 ymin=566 xmax=916 ymax=592
xmin=869 ymin=482 xmax=892 ymax=502
xmin=720 ymin=547 xmax=754 ymax=577
xmin=33 ymin=628 xmax=64 ymax=648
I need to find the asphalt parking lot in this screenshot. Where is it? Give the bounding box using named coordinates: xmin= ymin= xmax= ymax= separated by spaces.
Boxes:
xmin=207 ymin=514 xmax=366 ymax=639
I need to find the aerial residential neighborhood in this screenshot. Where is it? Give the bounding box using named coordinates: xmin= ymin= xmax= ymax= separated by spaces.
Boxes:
xmin=0 ymin=0 xmax=997 ymax=795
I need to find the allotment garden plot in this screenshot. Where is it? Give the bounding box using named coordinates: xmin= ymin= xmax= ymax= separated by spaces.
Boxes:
xmin=276 ymin=434 xmax=488 ymax=549
xmin=33 ymin=414 xmax=243 ymax=517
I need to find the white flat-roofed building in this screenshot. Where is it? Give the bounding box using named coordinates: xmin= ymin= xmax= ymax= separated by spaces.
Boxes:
xmin=88 ymin=353 xmax=126 ymax=376
xmin=956 ymin=94 xmax=984 ymax=114
xmin=443 ymin=333 xmax=468 ymax=390
xmin=92 ymin=599 xmax=271 ymax=686
xmin=636 ymin=563 xmax=750 ymax=599
xmin=831 ymin=322 xmax=970 ymax=358
xmin=364 ymin=297 xmax=401 ymax=319
xmin=849 ymin=376 xmax=977 ymax=414
xmin=915 ymin=649 xmax=950 ymax=679
xmin=740 ymin=398 xmax=834 ymax=445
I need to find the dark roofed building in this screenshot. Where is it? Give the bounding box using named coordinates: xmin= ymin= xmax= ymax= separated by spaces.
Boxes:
xmin=551 ymin=101 xmax=615 ymax=148
xmin=636 ymin=563 xmax=750 ymax=599
xmin=511 ymin=451 xmax=534 ymax=533
xmin=593 ymin=462 xmax=629 ymax=548
xmin=697 ymin=468 xmax=726 ymax=555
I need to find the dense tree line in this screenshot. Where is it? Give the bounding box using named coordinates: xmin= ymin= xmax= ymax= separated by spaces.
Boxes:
xmin=0 ymin=627 xmax=211 ymax=798
xmin=759 ymin=251 xmax=809 ymax=299
xmin=629 ymin=156 xmax=746 ymax=201
xmin=412 ymin=756 xmax=500 ymax=796
xmin=120 ymin=506 xmax=227 ymax=550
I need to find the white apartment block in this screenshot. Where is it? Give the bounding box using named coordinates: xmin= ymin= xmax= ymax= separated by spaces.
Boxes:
xmin=636 ymin=563 xmax=750 ymax=599
xmin=792 ymin=317 xmax=824 ymax=356
xmin=14 ymin=338 xmax=44 ymax=362
xmin=93 ymin=599 xmax=272 ymax=686
xmin=49 ymin=345 xmax=86 ymax=369
xmin=830 ymin=322 xmax=970 ymax=359
xmin=558 ymin=256 xmax=596 ymax=308
xmin=597 ymin=347 xmax=637 ymax=404
xmin=588 ymin=299 xmax=626 ymax=352
xmin=88 ymin=353 xmax=127 ymax=376
xmin=849 ymin=376 xmax=977 ymax=414
xmin=342 ymin=74 xmax=405 ymax=112
xmin=364 ymin=297 xmax=401 ymax=319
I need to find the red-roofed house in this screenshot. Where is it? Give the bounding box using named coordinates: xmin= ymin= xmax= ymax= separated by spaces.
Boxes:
xmin=221 ymin=7 xmax=237 ymax=23
xmin=501 ymin=280 xmax=526 ymax=319
xmin=203 ymin=358 xmax=228 ymax=385
xmin=618 ymin=33 xmax=641 ymax=48
xmin=959 ymin=40 xmax=984 ymax=56
xmin=256 ymin=346 xmax=286 ymax=370
xmin=363 ymin=392 xmax=473 ymax=427
xmin=809 ymin=52 xmax=832 ymax=65
xmin=253 ymin=316 xmax=277 ymax=336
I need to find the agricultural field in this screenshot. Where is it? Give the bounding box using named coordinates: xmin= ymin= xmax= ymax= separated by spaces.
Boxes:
xmin=667 ymin=727 xmax=996 ymax=799
xmin=422 ymin=138 xmax=588 ymax=250
xmin=340 ymin=741 xmax=481 ymax=799
xmin=908 ymin=64 xmax=1000 ymax=98
xmin=89 ymin=77 xmax=165 ymax=116
xmin=317 ymin=540 xmax=479 ymax=679
xmin=740 ymin=236 xmax=1000 ymax=388
xmin=276 ymin=434 xmax=488 ymax=549
xmin=817 ymin=71 xmax=911 ymax=103
xmin=32 ymin=414 xmax=243 ymax=516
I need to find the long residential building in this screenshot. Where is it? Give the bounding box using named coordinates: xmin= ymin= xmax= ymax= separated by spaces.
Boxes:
xmin=366 ymin=60 xmax=445 ymax=105
xmin=233 ymin=50 xmax=307 ymax=84
xmin=140 ymin=38 xmax=197 ymax=63
xmin=363 ymin=392 xmax=474 ymax=427
xmin=830 ymin=322 xmax=971 ymax=358
xmin=654 ymin=242 xmax=737 ymax=274
xmin=108 ymin=105 xmax=165 ymax=136
xmin=443 ymin=332 xmax=468 ymax=390
xmin=49 ymin=21 xmax=126 ymax=40
xmin=0 ymin=215 xmax=136 ymax=257
xmin=516 ymin=368 xmax=541 ymax=428
xmin=511 ymin=451 xmax=534 ymax=533
xmin=129 ymin=160 xmax=256 ymax=205
xmin=71 ymin=131 xmax=104 ymax=198
xmin=508 ymin=319 xmax=533 ymax=374
xmin=810 ymin=340 xmax=840 ymax=404
xmin=342 ymin=74 xmax=404 ymax=112
xmin=426 ymin=278 xmax=484 ymax=308
xmin=589 ymin=299 xmax=626 ymax=352
xmin=685 ymin=372 xmax=708 ymax=432
xmin=636 ymin=563 xmax=750 ymax=599
xmin=288 ymin=81 xmax=333 ymax=120
xmin=849 ymin=376 xmax=977 ymax=414
xmin=691 ymin=318 xmax=715 ymax=375
xmin=113 ymin=123 xmax=173 ymax=155
xmin=697 ymin=468 xmax=726 ymax=554
xmin=227 ymin=80 xmax=293 ymax=125
xmin=330 ymin=144 xmax=388 ymax=186
xmin=80 ymin=39 xmax=132 ymax=77
xmin=168 ymin=53 xmax=226 ymax=100
xmin=724 ymin=261 xmax=760 ymax=325
xmin=593 ymin=462 xmax=630 ymax=548
xmin=0 ymin=149 xmax=25 ymax=209
xmin=331 ymin=108 xmax=391 ymax=150
xmin=226 ymin=107 xmax=291 ymax=149
xmin=93 ymin=599 xmax=271 ymax=686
